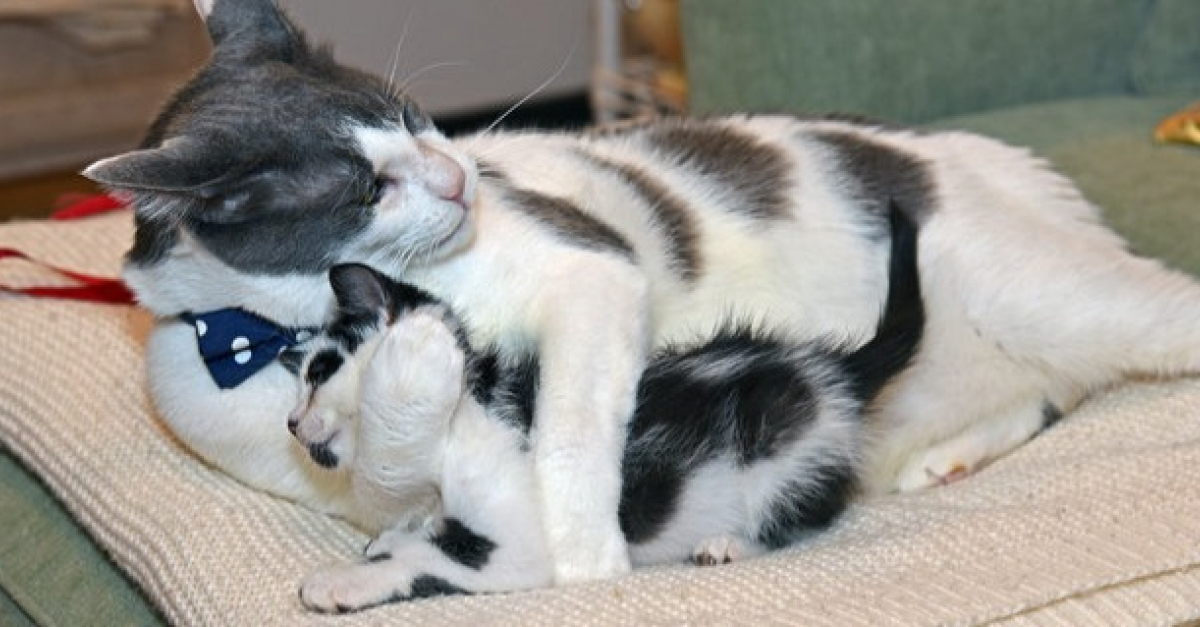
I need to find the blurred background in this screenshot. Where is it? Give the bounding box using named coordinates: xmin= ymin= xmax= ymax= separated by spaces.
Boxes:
xmin=0 ymin=0 xmax=684 ymax=220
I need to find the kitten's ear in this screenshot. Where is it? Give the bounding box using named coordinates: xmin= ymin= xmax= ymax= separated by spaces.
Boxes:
xmin=329 ymin=264 xmax=391 ymax=317
xmin=82 ymin=138 xmax=231 ymax=195
xmin=195 ymin=0 xmax=301 ymax=62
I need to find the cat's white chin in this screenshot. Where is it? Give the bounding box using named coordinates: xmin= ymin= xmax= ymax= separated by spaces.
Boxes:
xmin=427 ymin=207 xmax=475 ymax=261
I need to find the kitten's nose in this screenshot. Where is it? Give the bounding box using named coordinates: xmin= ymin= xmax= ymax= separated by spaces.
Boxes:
xmin=420 ymin=144 xmax=467 ymax=208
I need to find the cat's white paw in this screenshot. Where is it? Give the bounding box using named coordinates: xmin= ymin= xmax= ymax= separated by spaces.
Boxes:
xmin=692 ymin=536 xmax=745 ymax=566
xmin=896 ymin=452 xmax=973 ymax=492
xmin=550 ymin=530 xmax=631 ymax=584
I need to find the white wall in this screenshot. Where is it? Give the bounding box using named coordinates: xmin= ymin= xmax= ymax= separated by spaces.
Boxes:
xmin=283 ymin=0 xmax=593 ymax=117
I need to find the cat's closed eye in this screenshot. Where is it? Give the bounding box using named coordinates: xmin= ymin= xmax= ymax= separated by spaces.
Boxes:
xmin=364 ymin=175 xmax=394 ymax=206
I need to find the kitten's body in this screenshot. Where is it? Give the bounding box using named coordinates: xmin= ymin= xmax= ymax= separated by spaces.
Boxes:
xmin=87 ymin=0 xmax=1200 ymax=587
xmin=288 ymin=199 xmax=921 ymax=610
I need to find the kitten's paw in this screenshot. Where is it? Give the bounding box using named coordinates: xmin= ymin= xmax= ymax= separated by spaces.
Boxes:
xmin=364 ymin=306 xmax=466 ymax=416
xmin=692 ymin=536 xmax=744 ymax=566
xmin=299 ymin=562 xmax=398 ymax=614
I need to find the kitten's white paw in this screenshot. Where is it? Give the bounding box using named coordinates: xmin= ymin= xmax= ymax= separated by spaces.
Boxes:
xmin=692 ymin=536 xmax=745 ymax=566
xmin=364 ymin=306 xmax=465 ymax=417
xmin=299 ymin=561 xmax=397 ymax=614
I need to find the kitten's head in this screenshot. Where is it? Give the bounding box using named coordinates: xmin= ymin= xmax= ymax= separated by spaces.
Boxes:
xmin=85 ymin=0 xmax=478 ymax=324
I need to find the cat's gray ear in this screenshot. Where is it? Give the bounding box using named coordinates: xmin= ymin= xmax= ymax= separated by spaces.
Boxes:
xmin=82 ymin=138 xmax=231 ymax=194
xmin=329 ymin=264 xmax=390 ymax=315
xmin=195 ymin=0 xmax=300 ymax=61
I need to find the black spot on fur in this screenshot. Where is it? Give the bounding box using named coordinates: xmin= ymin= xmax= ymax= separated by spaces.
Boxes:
xmin=575 ymin=150 xmax=703 ymax=282
xmin=620 ymin=327 xmax=823 ymax=543
xmin=644 ymin=120 xmax=793 ymax=221
xmin=404 ymin=576 xmax=470 ymax=600
xmin=305 ymin=350 xmax=344 ymax=388
xmin=307 ymin=440 xmax=339 ymax=469
xmin=756 ymin=461 xmax=858 ymax=548
xmin=810 ymin=130 xmax=936 ymax=239
xmin=430 ymin=518 xmax=497 ymax=570
xmin=278 ymin=347 xmax=305 ymax=374
xmin=505 ymin=188 xmax=636 ymax=260
xmin=1041 ymin=401 xmax=1064 ymax=429
xmin=366 ymin=552 xmax=392 ymax=563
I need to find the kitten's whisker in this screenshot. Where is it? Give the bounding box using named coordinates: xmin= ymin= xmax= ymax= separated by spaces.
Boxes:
xmin=480 ymin=41 xmax=578 ymax=136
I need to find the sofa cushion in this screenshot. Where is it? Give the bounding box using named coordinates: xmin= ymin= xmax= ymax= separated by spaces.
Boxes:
xmin=682 ymin=0 xmax=1154 ymax=124
xmin=0 ymin=449 xmax=160 ymax=626
xmin=930 ymin=94 xmax=1200 ymax=276
xmin=1130 ymin=0 xmax=1200 ymax=95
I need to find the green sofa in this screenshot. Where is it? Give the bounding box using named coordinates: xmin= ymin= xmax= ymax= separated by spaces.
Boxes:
xmin=0 ymin=1 xmax=1197 ymax=624
xmin=683 ymin=0 xmax=1200 ymax=275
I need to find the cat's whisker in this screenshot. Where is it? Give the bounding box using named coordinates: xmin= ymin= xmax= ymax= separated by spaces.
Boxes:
xmin=480 ymin=41 xmax=578 ymax=136
xmin=384 ymin=9 xmax=416 ymax=98
xmin=399 ymin=61 xmax=470 ymax=95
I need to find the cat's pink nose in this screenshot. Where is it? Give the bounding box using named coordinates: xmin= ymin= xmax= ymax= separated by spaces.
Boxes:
xmin=420 ymin=144 xmax=467 ymax=208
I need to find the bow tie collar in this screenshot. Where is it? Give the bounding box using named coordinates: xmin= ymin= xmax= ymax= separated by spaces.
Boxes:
xmin=182 ymin=308 xmax=317 ymax=389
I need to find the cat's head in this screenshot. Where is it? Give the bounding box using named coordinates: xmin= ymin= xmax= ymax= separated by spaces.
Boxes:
xmin=85 ymin=0 xmax=478 ymax=325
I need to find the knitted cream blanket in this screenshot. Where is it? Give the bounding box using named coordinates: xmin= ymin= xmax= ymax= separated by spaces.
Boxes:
xmin=1 ymin=212 xmax=1198 ymax=626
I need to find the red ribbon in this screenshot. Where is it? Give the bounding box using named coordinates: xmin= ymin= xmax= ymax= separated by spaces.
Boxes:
xmin=0 ymin=195 xmax=136 ymax=305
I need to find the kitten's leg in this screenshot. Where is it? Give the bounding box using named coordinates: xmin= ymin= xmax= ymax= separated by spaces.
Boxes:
xmin=692 ymin=536 xmax=766 ymax=566
xmin=531 ymin=259 xmax=647 ymax=583
xmin=299 ymin=518 xmax=552 ymax=613
xmin=349 ymin=305 xmax=468 ymax=533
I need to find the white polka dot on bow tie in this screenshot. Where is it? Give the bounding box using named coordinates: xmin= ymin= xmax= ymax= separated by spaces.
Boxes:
xmin=235 ymin=349 xmax=253 ymax=365
xmin=196 ymin=320 xmax=208 ymax=337
xmin=231 ymin=336 xmax=250 ymax=351
xmin=296 ymin=330 xmax=312 ymax=342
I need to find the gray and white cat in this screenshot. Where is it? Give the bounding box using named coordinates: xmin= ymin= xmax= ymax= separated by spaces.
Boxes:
xmin=86 ymin=0 xmax=1200 ymax=587
xmin=287 ymin=198 xmax=921 ymax=610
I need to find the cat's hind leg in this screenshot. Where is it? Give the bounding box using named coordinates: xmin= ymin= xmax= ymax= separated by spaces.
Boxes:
xmin=894 ymin=397 xmax=1059 ymax=491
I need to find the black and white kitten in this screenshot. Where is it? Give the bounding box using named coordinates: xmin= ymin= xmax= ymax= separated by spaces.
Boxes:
xmin=286 ymin=202 xmax=922 ymax=611
xmin=85 ymin=0 xmax=1200 ymax=586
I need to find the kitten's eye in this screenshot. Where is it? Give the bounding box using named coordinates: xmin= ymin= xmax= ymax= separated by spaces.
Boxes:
xmin=364 ymin=175 xmax=392 ymax=206
xmin=402 ymin=101 xmax=431 ymax=133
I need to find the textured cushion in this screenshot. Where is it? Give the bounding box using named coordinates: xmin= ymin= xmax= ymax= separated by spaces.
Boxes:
xmin=1130 ymin=0 xmax=1200 ymax=95
xmin=681 ymin=0 xmax=1153 ymax=124
xmin=930 ymin=95 xmax=1200 ymax=277
xmin=3 ymin=210 xmax=1200 ymax=625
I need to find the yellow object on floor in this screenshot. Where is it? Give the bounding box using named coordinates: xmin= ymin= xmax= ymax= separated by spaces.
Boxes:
xmin=1155 ymin=102 xmax=1200 ymax=146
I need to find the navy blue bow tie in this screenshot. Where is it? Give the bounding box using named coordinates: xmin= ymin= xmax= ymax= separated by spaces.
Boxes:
xmin=182 ymin=308 xmax=317 ymax=389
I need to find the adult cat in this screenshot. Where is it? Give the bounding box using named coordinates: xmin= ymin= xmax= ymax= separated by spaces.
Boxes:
xmin=287 ymin=198 xmax=921 ymax=610
xmin=85 ymin=0 xmax=1200 ymax=585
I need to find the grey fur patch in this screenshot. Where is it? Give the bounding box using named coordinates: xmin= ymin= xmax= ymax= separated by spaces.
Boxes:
xmin=643 ymin=120 xmax=793 ymax=221
xmin=575 ymin=150 xmax=702 ymax=282
xmin=504 ymin=188 xmax=636 ymax=260
xmin=810 ymin=130 xmax=936 ymax=238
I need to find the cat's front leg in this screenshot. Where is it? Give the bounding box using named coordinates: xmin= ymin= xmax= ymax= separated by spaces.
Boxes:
xmin=531 ymin=258 xmax=648 ymax=583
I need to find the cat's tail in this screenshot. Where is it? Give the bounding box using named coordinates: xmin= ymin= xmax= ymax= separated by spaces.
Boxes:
xmin=840 ymin=200 xmax=925 ymax=402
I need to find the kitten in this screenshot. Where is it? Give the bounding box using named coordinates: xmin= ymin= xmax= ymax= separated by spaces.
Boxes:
xmin=85 ymin=0 xmax=1200 ymax=585
xmin=287 ymin=202 xmax=922 ymax=611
